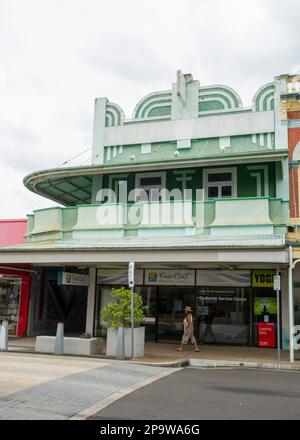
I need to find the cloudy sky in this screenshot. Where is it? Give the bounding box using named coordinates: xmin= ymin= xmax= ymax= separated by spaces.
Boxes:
xmin=0 ymin=0 xmax=299 ymax=218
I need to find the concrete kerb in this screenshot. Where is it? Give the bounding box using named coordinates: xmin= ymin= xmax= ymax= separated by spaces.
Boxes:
xmin=2 ymin=348 xmax=300 ymax=371
xmin=5 ymin=347 xmax=189 ymax=367
xmin=188 ymin=358 xmax=300 ymax=371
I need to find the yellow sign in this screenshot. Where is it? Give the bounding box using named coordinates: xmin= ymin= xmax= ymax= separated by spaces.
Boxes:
xmin=252 ymin=270 xmax=275 ymax=288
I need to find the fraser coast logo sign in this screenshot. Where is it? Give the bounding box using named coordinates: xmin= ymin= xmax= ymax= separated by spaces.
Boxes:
xmin=145 ymin=270 xmax=195 ymax=286
xmin=148 ymin=272 xmax=158 ymax=283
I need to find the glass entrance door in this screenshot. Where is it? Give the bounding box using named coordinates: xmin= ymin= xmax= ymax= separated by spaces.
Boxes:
xmin=157 ymin=287 xmax=195 ymax=343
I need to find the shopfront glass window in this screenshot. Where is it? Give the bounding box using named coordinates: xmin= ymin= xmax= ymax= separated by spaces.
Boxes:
xmin=157 ymin=287 xmax=195 ymax=343
xmin=94 ymin=287 xmax=112 ymax=337
xmin=196 ymin=287 xmax=250 ymax=345
xmin=253 ymin=289 xmax=278 ymax=348
xmin=293 ymin=282 xmax=300 ymax=326
xmin=0 ymin=278 xmax=21 ymax=336
xmin=139 ymin=286 xmax=157 ymax=341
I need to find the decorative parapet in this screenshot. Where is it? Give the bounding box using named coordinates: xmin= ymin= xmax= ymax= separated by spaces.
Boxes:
xmin=26 ymin=207 xmax=77 ymax=242
xmin=252 ymin=83 xmax=275 ymax=112
xmin=26 ymin=197 xmax=288 ymax=242
xmin=105 ymin=102 xmax=125 ymax=127
xmin=92 ymin=72 xmax=279 ymax=167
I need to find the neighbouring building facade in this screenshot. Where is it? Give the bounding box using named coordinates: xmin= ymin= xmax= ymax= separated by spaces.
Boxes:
xmin=0 ymin=71 xmax=296 ymax=356
xmin=284 ymin=73 xmax=300 ymax=360
xmin=0 ymin=219 xmax=31 ymax=337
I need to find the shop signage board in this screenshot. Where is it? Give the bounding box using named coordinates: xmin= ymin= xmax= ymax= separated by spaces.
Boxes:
xmin=258 ymin=323 xmax=276 ymax=348
xmin=145 ymin=270 xmax=195 ymax=286
xmin=57 ymin=272 xmax=89 ymax=287
xmin=252 ymin=270 xmax=276 ymax=288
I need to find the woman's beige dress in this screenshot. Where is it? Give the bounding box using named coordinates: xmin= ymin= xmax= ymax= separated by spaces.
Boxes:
xmin=181 ymin=313 xmax=196 ymax=345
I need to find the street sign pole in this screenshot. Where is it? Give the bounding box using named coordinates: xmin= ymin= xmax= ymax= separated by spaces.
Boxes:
xmin=274 ymin=271 xmax=281 ymax=366
xmin=128 ymin=262 xmax=135 ymax=359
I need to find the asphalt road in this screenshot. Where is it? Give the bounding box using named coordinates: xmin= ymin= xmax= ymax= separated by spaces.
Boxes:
xmin=91 ymin=367 xmax=300 ymax=420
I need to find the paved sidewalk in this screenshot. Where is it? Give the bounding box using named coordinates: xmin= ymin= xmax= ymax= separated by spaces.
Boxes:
xmin=0 ymin=352 xmax=175 ymax=420
xmin=134 ymin=343 xmax=300 ymax=367
xmin=7 ymin=337 xmax=300 ymax=369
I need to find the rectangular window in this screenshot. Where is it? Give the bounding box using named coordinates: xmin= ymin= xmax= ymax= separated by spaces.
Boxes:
xmin=140 ymin=176 xmax=162 ymax=186
xmin=208 ymin=172 xmax=232 ymax=183
xmin=221 ymin=186 xmax=232 ymax=197
xmin=208 ymin=187 xmax=219 ymax=198
xmin=135 ymin=172 xmax=166 ymax=201
xmin=196 ymin=286 xmax=250 ymax=345
xmin=203 ymin=168 xmax=236 ymax=199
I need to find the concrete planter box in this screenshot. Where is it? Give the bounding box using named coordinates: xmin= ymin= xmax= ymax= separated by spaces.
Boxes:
xmin=106 ymin=327 xmax=145 ymax=358
xmin=35 ymin=336 xmax=103 ymax=356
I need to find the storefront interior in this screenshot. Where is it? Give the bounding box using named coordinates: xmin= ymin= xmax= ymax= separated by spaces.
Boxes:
xmin=94 ymin=268 xmax=281 ymax=348
xmin=0 ymin=277 xmax=22 ymax=336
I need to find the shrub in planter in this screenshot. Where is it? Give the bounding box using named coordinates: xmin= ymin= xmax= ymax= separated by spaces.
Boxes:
xmin=101 ymin=287 xmax=146 ymax=329
xmin=101 ymin=287 xmax=147 ymax=357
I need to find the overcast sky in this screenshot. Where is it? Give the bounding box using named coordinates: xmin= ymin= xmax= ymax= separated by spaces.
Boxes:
xmin=0 ymin=0 xmax=299 ymax=218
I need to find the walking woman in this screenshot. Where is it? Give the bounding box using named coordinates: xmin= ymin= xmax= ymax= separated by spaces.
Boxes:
xmin=176 ymin=306 xmax=199 ymax=352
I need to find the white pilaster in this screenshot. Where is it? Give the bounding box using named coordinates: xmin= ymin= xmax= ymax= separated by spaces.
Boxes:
xmin=274 ymin=76 xmax=288 ymax=150
xmin=85 ymin=267 xmax=97 ymax=335
xmin=92 ymin=98 xmax=107 ymax=165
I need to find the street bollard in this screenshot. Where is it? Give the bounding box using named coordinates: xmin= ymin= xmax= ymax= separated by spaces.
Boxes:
xmin=116 ymin=326 xmax=125 ymax=360
xmin=0 ymin=320 xmax=8 ymax=351
xmin=54 ymin=322 xmax=64 ymax=355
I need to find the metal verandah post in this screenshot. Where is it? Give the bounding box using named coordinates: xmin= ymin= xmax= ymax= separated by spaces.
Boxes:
xmin=131 ymin=284 xmax=134 ymax=359
xmin=288 ymin=246 xmax=295 ymax=363
xmin=128 ymin=262 xmax=135 ymax=359
xmin=275 ymin=269 xmax=281 ymax=365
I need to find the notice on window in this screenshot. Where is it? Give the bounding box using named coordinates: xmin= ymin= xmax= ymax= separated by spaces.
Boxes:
xmin=254 ymin=298 xmax=277 ymax=316
xmin=258 ymin=323 xmax=276 ymax=348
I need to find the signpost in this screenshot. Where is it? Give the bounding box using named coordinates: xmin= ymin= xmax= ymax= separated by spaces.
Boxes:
xmin=274 ymin=272 xmax=281 ymax=365
xmin=128 ymin=261 xmax=135 ymax=359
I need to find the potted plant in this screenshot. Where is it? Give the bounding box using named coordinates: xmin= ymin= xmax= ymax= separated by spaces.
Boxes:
xmin=101 ymin=287 xmax=147 ymax=358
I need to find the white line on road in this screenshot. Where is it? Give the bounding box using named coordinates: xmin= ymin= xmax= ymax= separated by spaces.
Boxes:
xmin=69 ymin=367 xmax=182 ymax=420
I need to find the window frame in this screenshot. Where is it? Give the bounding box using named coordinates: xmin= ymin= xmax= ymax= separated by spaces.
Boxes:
xmin=203 ymin=167 xmax=237 ymax=200
xmin=135 ymin=172 xmax=166 ymax=201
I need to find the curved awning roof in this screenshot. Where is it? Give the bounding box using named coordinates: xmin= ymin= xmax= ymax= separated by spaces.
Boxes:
xmin=24 ymin=164 xmax=102 ymax=206
xmin=23 ymin=150 xmax=288 ymax=206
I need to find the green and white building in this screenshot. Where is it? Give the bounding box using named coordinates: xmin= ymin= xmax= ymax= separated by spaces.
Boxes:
xmin=0 ymin=72 xmax=293 ymax=348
